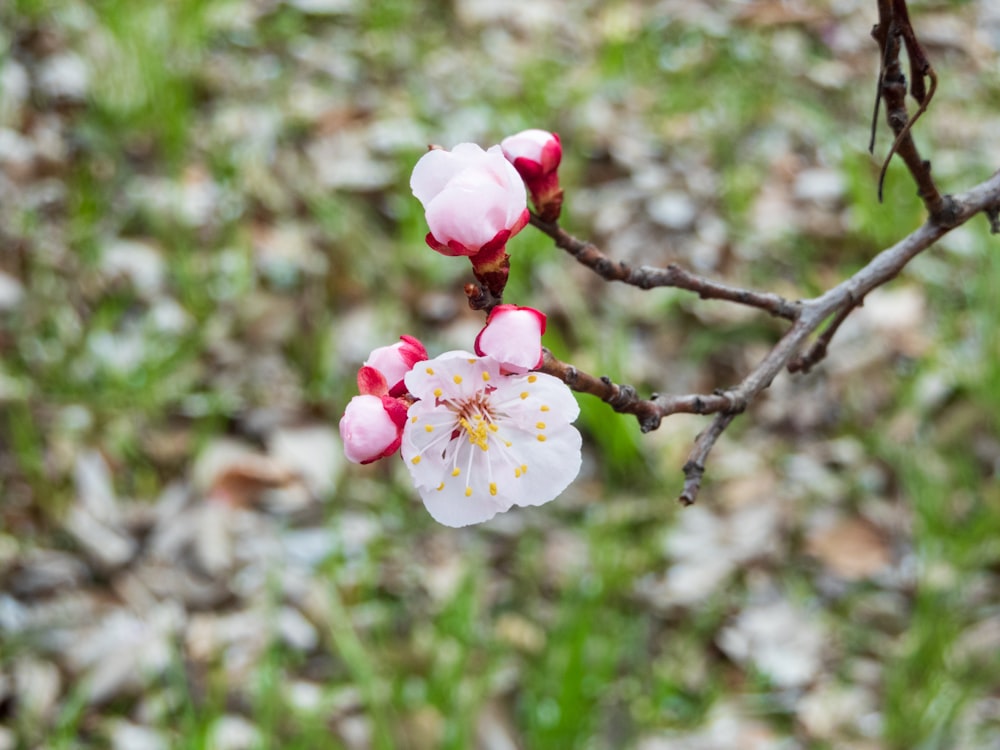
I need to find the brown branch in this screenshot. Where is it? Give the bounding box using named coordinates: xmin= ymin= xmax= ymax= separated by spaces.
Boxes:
xmin=464 ymin=282 xmax=502 ymax=313
xmin=988 ymin=203 xmax=1000 ymax=234
xmin=871 ymin=0 xmax=950 ymax=219
xmin=535 ymin=169 xmax=1000 ymax=503
xmin=869 ymin=0 xmax=892 ymax=153
xmin=537 ymin=349 xmax=736 ymax=433
xmin=528 ymin=213 xmax=802 ymax=321
xmin=787 ymin=303 xmax=857 ymax=374
xmin=680 ymin=413 xmax=736 ymax=506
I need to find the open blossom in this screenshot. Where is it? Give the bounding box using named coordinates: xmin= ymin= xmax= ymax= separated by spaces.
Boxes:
xmin=364 ymin=335 xmax=427 ymax=396
xmin=401 ymin=351 xmax=581 ymax=527
xmin=339 ymin=394 xmax=408 ymax=464
xmin=474 ymin=304 xmax=546 ymax=374
xmin=500 ymin=129 xmax=563 ymax=221
xmin=410 ymin=143 xmax=529 ymax=263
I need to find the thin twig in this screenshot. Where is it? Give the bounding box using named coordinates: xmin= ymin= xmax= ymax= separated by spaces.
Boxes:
xmin=528 ymin=213 xmax=802 ymax=321
xmin=787 ymin=302 xmax=857 ymax=374
xmin=869 ymin=0 xmax=893 ymax=153
xmin=680 ymin=413 xmax=736 ymax=506
xmin=871 ymin=0 xmax=949 ymax=218
xmin=877 ymin=68 xmax=937 ymax=203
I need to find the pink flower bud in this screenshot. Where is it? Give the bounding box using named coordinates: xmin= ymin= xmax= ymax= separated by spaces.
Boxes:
xmin=410 ymin=143 xmax=529 ymax=263
xmin=501 ymin=129 xmax=563 ymax=222
xmin=501 ymin=129 xmax=561 ymax=178
xmin=339 ymin=394 xmax=408 ymax=464
xmin=474 ymin=304 xmax=546 ymax=374
xmin=364 ymin=335 xmax=428 ymax=396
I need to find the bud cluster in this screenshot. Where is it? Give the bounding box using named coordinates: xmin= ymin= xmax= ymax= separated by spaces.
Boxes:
xmin=340 ymin=129 xmax=577 ymax=527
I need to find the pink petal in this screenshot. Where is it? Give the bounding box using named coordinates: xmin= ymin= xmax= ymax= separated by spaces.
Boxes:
xmin=339 ymin=395 xmax=402 ymax=464
xmin=413 ymin=143 xmax=527 ymax=256
xmin=424 ymin=177 xmax=517 ymax=251
xmin=501 ymin=130 xmax=561 ymax=174
xmin=474 ymin=305 xmax=546 ymax=373
xmin=365 ymin=336 xmax=428 ymax=396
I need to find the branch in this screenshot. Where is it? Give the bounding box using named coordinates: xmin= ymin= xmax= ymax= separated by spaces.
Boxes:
xmin=536 ymin=169 xmax=1000 ymax=503
xmin=787 ymin=304 xmax=855 ymax=374
xmin=528 ymin=213 xmax=801 ymax=321
xmin=871 ymin=0 xmax=949 ymax=218
xmin=537 ymin=349 xmax=736 ymax=433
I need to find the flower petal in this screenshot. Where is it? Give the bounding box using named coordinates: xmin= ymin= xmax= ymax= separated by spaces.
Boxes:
xmin=474 ymin=305 xmax=546 ymax=373
xmin=410 ymin=144 xmax=487 ymax=207
xmin=340 ymin=394 xmax=402 ymax=464
xmin=364 ymin=335 xmax=428 ymax=396
xmin=412 ymin=143 xmax=527 ymax=257
xmin=403 ymin=350 xmax=500 ymax=403
xmin=424 ymin=174 xmax=520 ymax=252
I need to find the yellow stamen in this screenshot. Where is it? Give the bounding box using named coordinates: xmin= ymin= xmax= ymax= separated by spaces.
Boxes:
xmin=433 ymin=387 xmax=443 ymax=398
xmin=520 ymin=392 xmax=529 ymax=400
xmin=460 ymin=416 xmax=490 ymax=451
xmin=527 ymin=375 xmax=537 ymax=383
xmin=425 ymin=425 xmax=434 ymax=433
xmin=540 ymin=405 xmax=550 ymax=412
xmin=536 ymin=422 xmax=546 ymax=429
xmin=482 ymin=371 xmax=490 ymax=382
xmin=411 ymin=456 xmax=421 ymax=464
xmin=537 ymin=435 xmax=547 ymax=442
xmin=436 ymin=483 xmax=445 ymax=491
xmin=425 ymin=367 xmax=435 ymax=375
xmin=451 ymin=468 xmax=461 ymax=477
xmin=453 ymin=374 xmax=463 ymax=384
xmin=489 ymin=482 xmax=497 ymax=496
xmin=465 ymin=486 xmax=472 ymax=497
xmin=410 ymin=416 xmax=418 ymax=423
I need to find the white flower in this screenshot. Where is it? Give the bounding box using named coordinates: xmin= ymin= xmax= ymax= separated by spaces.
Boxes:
xmin=401 ymin=352 xmax=581 ymax=527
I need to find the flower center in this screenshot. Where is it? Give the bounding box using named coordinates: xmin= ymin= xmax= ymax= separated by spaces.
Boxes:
xmin=459 ymin=414 xmax=490 ymax=450
xmin=455 ymin=392 xmax=496 ymax=451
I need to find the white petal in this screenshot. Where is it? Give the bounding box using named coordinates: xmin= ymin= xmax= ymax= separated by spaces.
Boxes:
xmin=493 ymin=371 xmax=581 ymax=425
xmin=417 ymin=478 xmax=510 ymax=527
xmin=400 ymin=399 xmax=459 ymax=488
xmin=409 ymin=144 xmax=487 ymax=206
xmin=502 ymin=423 xmax=582 ymax=507
xmin=403 ymin=351 xmax=500 ymax=402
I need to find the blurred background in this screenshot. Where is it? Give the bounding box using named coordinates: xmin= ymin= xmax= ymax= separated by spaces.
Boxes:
xmin=2 ymin=0 xmax=1000 ymax=748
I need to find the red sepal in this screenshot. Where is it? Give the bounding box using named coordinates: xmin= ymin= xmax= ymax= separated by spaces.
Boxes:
xmin=357 ymin=365 xmax=388 ymax=396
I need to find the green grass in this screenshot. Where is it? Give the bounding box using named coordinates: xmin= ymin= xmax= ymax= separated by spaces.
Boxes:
xmin=2 ymin=0 xmax=1000 ymax=748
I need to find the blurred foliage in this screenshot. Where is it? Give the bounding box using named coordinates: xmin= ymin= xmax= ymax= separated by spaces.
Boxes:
xmin=1 ymin=0 xmax=1000 ymax=748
